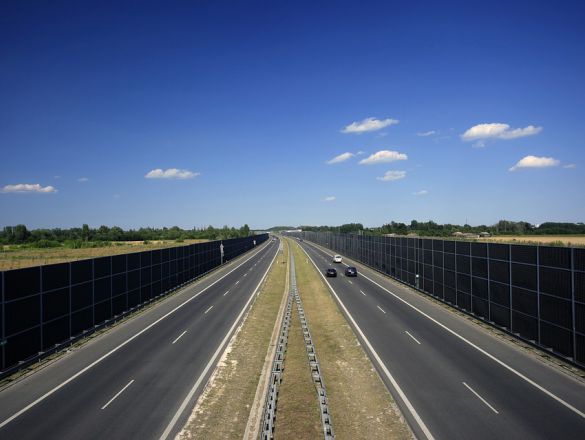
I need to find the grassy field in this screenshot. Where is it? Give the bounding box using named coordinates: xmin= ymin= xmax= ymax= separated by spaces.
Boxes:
xmin=176 ymin=241 xmax=288 ymax=440
xmin=0 ymin=239 xmax=208 ymax=271
xmin=289 ymin=238 xmax=412 ymax=440
xmin=481 ymin=235 xmax=585 ymax=246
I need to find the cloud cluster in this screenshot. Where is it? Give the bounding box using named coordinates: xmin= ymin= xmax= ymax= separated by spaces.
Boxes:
xmin=376 ymin=170 xmax=406 ymax=181
xmin=1 ymin=183 xmax=57 ymax=194
xmin=509 ymin=156 xmax=560 ymax=171
xmin=359 ymin=150 xmax=408 ymax=165
xmin=323 ymin=196 xmax=336 ymax=202
xmin=145 ymin=168 xmax=199 ymax=179
xmin=342 ymin=117 xmax=399 ymax=134
xmin=461 ymin=123 xmax=542 ymax=143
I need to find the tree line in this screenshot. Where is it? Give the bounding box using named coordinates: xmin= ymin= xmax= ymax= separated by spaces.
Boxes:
xmin=298 ymin=221 xmax=585 ymax=237
xmin=1 ymin=224 xmax=252 ymax=247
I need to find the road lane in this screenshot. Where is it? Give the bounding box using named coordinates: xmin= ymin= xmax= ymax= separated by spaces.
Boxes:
xmin=299 ymin=239 xmax=585 ymax=439
xmin=0 ymin=238 xmax=279 ymax=440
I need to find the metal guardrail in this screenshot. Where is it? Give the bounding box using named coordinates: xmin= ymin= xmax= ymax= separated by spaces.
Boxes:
xmin=259 ymin=250 xmax=334 ymax=439
xmin=259 ymin=256 xmax=294 ymax=439
xmin=291 ymin=255 xmax=334 ymax=439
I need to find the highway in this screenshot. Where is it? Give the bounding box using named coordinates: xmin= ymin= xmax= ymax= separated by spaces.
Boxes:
xmin=0 ymin=238 xmax=280 ymax=440
xmin=297 ymin=239 xmax=585 ymax=440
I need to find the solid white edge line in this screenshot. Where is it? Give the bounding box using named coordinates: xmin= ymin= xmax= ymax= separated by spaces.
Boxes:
xmin=101 ymin=380 xmax=135 ymax=410
xmin=298 ymin=243 xmax=435 ymax=440
xmin=158 ymin=242 xmax=279 ymax=440
xmin=377 ymin=305 xmax=386 ymax=314
xmin=223 ymin=290 xmax=230 ymax=296
xmin=463 ymin=382 xmax=499 ymax=414
xmin=0 ymin=241 xmax=273 ymax=430
xmin=305 ymin=241 xmax=585 ymax=420
xmin=204 ymin=306 xmax=214 ymax=314
xmin=172 ymin=331 xmax=187 ymax=345
xmin=405 ymin=331 xmax=421 ymax=345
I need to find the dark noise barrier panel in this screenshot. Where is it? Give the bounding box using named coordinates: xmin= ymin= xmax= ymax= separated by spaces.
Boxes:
xmin=0 ymin=234 xmax=268 ymax=372
xmin=293 ymin=232 xmax=584 ymax=368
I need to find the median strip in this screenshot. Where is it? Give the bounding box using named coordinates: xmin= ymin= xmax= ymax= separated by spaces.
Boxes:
xmin=290 ymin=239 xmax=413 ymax=439
xmin=175 ymin=240 xmax=288 ymax=440
xmin=272 ymin=251 xmax=332 ymax=439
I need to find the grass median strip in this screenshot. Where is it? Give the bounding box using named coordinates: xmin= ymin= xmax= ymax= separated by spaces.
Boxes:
xmin=176 ymin=241 xmax=288 ymax=440
xmin=290 ymin=239 xmax=413 ymax=440
xmin=273 ymin=299 xmax=323 ymax=439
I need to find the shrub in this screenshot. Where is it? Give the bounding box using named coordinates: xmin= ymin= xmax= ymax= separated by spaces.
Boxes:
xmin=32 ymin=239 xmax=61 ymax=248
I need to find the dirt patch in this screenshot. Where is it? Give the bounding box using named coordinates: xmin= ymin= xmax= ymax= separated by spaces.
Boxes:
xmin=273 ymin=300 xmax=323 ymax=439
xmin=175 ymin=242 xmax=287 ymax=440
xmin=290 ymin=239 xmax=413 ymax=440
xmin=0 ymin=239 xmax=208 ymax=271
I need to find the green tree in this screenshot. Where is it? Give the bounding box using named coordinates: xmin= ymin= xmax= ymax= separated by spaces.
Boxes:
xmin=13 ymin=224 xmax=30 ymax=243
xmin=240 ymin=224 xmax=251 ymax=236
xmin=82 ymin=224 xmax=90 ymax=242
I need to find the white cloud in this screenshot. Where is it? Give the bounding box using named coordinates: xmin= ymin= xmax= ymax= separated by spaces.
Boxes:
xmin=563 ymin=163 xmax=576 ymax=169
xmin=342 ymin=117 xmax=399 ymax=134
xmin=323 ymin=196 xmax=336 ymax=202
xmin=356 ymin=150 xmax=366 ymax=155
xmin=54 ymin=175 xmax=61 ymax=179
xmin=145 ymin=168 xmax=199 ymax=179
xmin=509 ymin=155 xmax=560 ymax=171
xmin=417 ymin=130 xmax=436 ymax=137
xmin=78 ymin=177 xmax=89 ymax=182
xmin=1 ymin=183 xmax=57 ymax=194
xmin=359 ymin=150 xmax=408 ymax=165
xmin=326 ymin=152 xmax=354 ymax=164
xmin=414 ymin=190 xmax=428 ymax=196
xmin=376 ymin=170 xmax=406 ymax=181
xmin=461 ymin=123 xmax=542 ymax=142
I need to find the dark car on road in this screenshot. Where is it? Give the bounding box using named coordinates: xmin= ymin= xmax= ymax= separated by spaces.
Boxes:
xmin=345 ymin=266 xmax=357 ymax=277
xmin=325 ymin=268 xmax=337 ymax=277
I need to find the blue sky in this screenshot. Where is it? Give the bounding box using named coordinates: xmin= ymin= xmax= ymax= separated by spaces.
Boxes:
xmin=1 ymin=1 xmax=584 ymax=229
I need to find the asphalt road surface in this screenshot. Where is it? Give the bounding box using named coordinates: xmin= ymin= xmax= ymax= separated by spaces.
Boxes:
xmin=297 ymin=238 xmax=585 ymax=440
xmin=0 ymin=238 xmax=280 ymax=440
